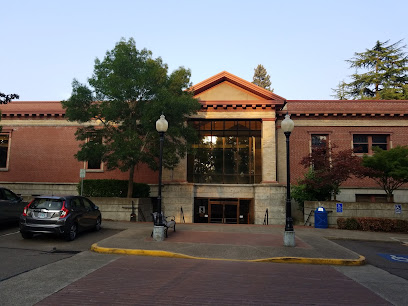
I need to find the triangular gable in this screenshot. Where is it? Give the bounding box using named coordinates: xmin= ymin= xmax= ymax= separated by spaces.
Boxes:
xmin=192 ymin=71 xmax=286 ymax=102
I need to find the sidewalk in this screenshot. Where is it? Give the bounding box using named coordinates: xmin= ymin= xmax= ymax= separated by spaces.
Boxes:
xmin=92 ymin=221 xmax=408 ymax=265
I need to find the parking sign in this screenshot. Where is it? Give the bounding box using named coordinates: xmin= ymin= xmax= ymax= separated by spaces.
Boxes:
xmin=336 ymin=203 xmax=343 ymax=213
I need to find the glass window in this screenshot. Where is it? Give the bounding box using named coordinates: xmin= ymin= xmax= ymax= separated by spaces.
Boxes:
xmin=87 ymin=133 xmax=103 ymax=170
xmin=311 ymin=135 xmax=327 ymax=149
xmin=188 ymin=120 xmax=261 ymax=184
xmin=29 ymin=198 xmax=64 ymax=210
xmin=0 ymin=134 xmax=10 ymax=169
xmin=353 ymin=134 xmax=389 ymax=154
xmin=3 ymin=189 xmax=19 ymax=201
xmin=310 ymin=134 xmax=329 ymax=170
xmin=82 ymin=198 xmax=94 ymax=210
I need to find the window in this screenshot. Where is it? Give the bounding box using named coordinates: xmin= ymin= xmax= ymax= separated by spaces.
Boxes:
xmin=356 ymin=194 xmax=390 ymax=203
xmin=188 ymin=120 xmax=262 ymax=184
xmin=310 ymin=134 xmax=329 ymax=170
xmin=311 ymin=134 xmax=328 ymax=151
xmin=86 ymin=133 xmax=103 ymax=170
xmin=0 ymin=134 xmax=10 ymax=169
xmin=353 ymin=134 xmax=389 ymax=154
xmin=82 ymin=198 xmax=94 ymax=210
xmin=2 ymin=188 xmax=19 ymax=201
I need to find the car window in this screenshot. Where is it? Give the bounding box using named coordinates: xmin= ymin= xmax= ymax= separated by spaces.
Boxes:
xmin=3 ymin=189 xmax=19 ymax=201
xmin=30 ymin=198 xmax=63 ymax=210
xmin=82 ymin=198 xmax=94 ymax=210
xmin=70 ymin=198 xmax=84 ymax=210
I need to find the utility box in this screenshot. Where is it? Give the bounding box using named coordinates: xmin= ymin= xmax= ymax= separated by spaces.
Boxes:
xmin=314 ymin=207 xmax=328 ymax=228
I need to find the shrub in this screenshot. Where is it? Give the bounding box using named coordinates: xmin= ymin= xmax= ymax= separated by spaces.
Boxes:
xmin=78 ymin=179 xmax=150 ymax=198
xmin=337 ymin=217 xmax=408 ymax=233
xmin=345 ymin=218 xmax=361 ymax=230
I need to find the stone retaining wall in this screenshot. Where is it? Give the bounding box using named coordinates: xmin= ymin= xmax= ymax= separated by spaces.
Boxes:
xmin=304 ymin=201 xmax=408 ymax=227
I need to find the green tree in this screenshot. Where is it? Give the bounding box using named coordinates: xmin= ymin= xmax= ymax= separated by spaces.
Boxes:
xmin=334 ymin=40 xmax=408 ymax=100
xmin=252 ymin=64 xmax=273 ymax=91
xmin=0 ymin=93 xmax=19 ymax=104
xmin=331 ymin=81 xmax=348 ymax=100
xmin=362 ymin=146 xmax=408 ymax=202
xmin=62 ymin=38 xmax=201 ymax=197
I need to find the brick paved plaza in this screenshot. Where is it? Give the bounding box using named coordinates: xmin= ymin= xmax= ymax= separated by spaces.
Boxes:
xmin=38 ymin=256 xmax=390 ymax=305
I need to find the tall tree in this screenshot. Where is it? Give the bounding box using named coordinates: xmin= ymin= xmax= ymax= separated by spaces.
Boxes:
xmin=333 ymin=40 xmax=408 ymax=100
xmin=62 ymin=38 xmax=201 ymax=197
xmin=252 ymin=64 xmax=273 ymax=91
xmin=0 ymin=93 xmax=19 ymax=104
xmin=362 ymin=146 xmax=408 ymax=202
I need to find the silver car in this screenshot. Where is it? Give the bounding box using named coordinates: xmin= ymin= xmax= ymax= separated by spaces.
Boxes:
xmin=20 ymin=195 xmax=102 ymax=241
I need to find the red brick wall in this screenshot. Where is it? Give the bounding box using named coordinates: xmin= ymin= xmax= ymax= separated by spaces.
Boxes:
xmin=289 ymin=124 xmax=408 ymax=188
xmin=0 ymin=125 xmax=157 ymax=184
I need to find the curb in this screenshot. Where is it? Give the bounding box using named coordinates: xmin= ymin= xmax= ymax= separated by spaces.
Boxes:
xmin=90 ymin=243 xmax=366 ymax=266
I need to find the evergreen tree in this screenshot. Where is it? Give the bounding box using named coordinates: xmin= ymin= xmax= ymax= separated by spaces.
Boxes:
xmin=334 ymin=40 xmax=408 ymax=100
xmin=62 ymin=38 xmax=201 ymax=197
xmin=0 ymin=93 xmax=19 ymax=104
xmin=252 ymin=64 xmax=273 ymax=91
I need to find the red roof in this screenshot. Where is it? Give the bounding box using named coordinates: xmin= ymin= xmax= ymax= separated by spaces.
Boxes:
xmin=192 ymin=71 xmax=286 ymax=102
xmin=0 ymin=101 xmax=65 ymax=117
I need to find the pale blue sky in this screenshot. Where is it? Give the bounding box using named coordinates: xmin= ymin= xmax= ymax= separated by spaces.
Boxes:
xmin=1 ymin=0 xmax=407 ymax=101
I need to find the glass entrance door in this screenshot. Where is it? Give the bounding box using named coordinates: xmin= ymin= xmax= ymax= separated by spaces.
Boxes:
xmin=209 ymin=200 xmax=238 ymax=224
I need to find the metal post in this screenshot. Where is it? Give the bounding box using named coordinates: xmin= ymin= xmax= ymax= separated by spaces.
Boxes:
xmin=284 ymin=131 xmax=294 ymax=232
xmin=156 ymin=131 xmax=164 ymax=226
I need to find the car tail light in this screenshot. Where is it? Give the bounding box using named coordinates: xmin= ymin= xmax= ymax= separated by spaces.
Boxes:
xmin=60 ymin=201 xmax=69 ymax=218
xmin=22 ymin=201 xmax=33 ymax=216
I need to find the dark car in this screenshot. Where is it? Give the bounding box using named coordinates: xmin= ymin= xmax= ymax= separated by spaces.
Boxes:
xmin=0 ymin=187 xmax=28 ymax=224
xmin=19 ymin=195 xmax=101 ymax=241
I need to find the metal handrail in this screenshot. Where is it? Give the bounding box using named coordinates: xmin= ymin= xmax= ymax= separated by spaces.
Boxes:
xmin=180 ymin=206 xmax=185 ymax=223
xmin=263 ymin=208 xmax=269 ymax=225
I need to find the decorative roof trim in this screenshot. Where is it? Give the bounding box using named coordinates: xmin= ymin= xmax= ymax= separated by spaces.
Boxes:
xmin=0 ymin=101 xmax=66 ymax=118
xmin=192 ymin=71 xmax=286 ymax=102
xmin=200 ymin=100 xmax=280 ymax=111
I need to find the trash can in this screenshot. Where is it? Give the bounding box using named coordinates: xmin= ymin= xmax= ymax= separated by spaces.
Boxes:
xmin=314 ymin=207 xmax=328 ymax=228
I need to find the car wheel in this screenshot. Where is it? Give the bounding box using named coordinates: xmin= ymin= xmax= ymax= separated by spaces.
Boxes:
xmin=94 ymin=217 xmax=102 ymax=231
xmin=65 ymin=223 xmax=78 ymax=241
xmin=21 ymin=231 xmax=33 ymax=239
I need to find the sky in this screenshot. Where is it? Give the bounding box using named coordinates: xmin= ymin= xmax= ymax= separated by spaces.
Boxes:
xmin=1 ymin=0 xmax=408 ymax=101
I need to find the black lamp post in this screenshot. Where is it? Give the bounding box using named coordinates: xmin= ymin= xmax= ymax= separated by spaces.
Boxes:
xmin=155 ymin=114 xmax=168 ymax=227
xmin=282 ymin=113 xmax=295 ymax=247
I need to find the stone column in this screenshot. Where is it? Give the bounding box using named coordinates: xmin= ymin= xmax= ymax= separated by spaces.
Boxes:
xmin=261 ymin=119 xmax=277 ymax=183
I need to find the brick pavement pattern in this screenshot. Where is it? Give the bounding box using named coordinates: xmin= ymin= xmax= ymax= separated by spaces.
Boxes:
xmin=37 ymin=256 xmax=390 ymax=305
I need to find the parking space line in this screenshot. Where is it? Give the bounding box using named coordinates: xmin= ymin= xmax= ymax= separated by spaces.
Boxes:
xmin=0 ymin=231 xmax=20 ymax=237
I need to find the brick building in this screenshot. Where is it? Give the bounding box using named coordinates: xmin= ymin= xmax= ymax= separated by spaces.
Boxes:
xmin=1 ymin=71 xmax=407 ymax=224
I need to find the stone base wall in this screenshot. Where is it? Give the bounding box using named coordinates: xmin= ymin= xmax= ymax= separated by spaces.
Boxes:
xmin=336 ymin=188 xmax=408 ymax=203
xmin=304 ymin=201 xmax=408 ymax=227
xmin=0 ymin=182 xmax=78 ymax=197
xmin=162 ymin=183 xmax=194 ymax=223
xmin=254 ymin=185 xmax=287 ymax=225
xmin=90 ymin=197 xmax=152 ymax=222
xmin=157 ymin=183 xmax=288 ymax=225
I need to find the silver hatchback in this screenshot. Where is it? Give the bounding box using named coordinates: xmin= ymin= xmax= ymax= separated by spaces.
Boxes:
xmin=19 ymin=195 xmax=102 ymax=241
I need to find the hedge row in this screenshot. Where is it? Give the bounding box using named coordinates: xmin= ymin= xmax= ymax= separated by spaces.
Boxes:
xmin=337 ymin=217 xmax=408 ymax=233
xmin=78 ymin=179 xmax=150 ymax=198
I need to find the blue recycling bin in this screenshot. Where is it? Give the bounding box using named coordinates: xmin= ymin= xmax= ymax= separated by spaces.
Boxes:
xmin=314 ymin=207 xmax=328 ymax=228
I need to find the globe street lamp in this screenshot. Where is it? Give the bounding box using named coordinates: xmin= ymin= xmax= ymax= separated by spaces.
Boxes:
xmin=153 ymin=114 xmax=168 ymax=241
xmin=282 ymin=113 xmax=295 ymax=247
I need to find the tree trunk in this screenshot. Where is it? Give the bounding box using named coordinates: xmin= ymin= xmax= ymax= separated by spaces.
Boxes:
xmin=127 ymin=165 xmax=135 ymax=198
